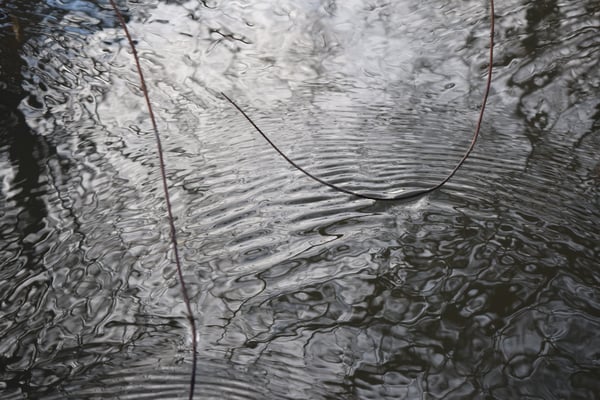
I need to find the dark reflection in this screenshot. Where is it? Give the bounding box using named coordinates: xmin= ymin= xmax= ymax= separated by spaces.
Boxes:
xmin=0 ymin=2 xmax=157 ymax=398
xmin=216 ymin=193 xmax=597 ymax=398
xmin=1 ymin=1 xmax=54 ymax=246
xmin=0 ymin=3 xmax=62 ymax=393
xmin=1 ymin=4 xmax=54 ymax=396
xmin=522 ymin=0 xmax=559 ymax=54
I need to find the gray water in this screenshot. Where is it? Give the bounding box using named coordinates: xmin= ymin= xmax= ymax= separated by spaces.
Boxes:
xmin=0 ymin=0 xmax=598 ymax=399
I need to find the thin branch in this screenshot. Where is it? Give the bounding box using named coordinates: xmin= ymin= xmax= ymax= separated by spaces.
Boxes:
xmin=108 ymin=1 xmax=198 ymax=399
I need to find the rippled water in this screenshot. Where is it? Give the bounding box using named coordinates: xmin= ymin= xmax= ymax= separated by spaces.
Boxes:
xmin=1 ymin=0 xmax=599 ymax=399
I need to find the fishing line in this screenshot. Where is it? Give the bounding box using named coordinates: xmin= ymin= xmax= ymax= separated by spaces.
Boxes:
xmin=223 ymin=0 xmax=495 ymax=201
xmin=108 ymin=1 xmax=198 ymax=399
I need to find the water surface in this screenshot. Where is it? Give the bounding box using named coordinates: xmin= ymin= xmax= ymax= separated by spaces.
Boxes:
xmin=0 ymin=0 xmax=598 ymax=399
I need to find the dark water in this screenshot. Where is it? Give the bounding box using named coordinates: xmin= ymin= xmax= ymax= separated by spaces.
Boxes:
xmin=1 ymin=0 xmax=599 ymax=399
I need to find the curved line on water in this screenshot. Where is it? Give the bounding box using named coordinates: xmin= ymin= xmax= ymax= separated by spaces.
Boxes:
xmin=108 ymin=1 xmax=198 ymax=399
xmin=223 ymin=0 xmax=495 ymax=201
xmin=105 ymin=2 xmax=495 ymax=398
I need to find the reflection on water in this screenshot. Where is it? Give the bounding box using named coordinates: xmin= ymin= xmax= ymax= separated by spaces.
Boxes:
xmin=0 ymin=0 xmax=598 ymax=399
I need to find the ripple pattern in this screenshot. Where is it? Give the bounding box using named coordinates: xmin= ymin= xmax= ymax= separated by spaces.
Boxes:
xmin=1 ymin=0 xmax=599 ymax=399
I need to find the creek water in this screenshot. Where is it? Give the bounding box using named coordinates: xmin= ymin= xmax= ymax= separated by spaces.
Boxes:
xmin=0 ymin=0 xmax=598 ymax=399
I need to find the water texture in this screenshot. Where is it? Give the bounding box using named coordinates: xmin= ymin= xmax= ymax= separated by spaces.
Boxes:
xmin=0 ymin=0 xmax=598 ymax=399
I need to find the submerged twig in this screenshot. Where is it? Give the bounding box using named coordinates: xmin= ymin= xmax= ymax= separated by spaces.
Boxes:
xmin=223 ymin=0 xmax=495 ymax=201
xmin=108 ymin=1 xmax=198 ymax=399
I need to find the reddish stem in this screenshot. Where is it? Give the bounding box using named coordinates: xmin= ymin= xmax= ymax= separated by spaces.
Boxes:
xmin=108 ymin=1 xmax=198 ymax=399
